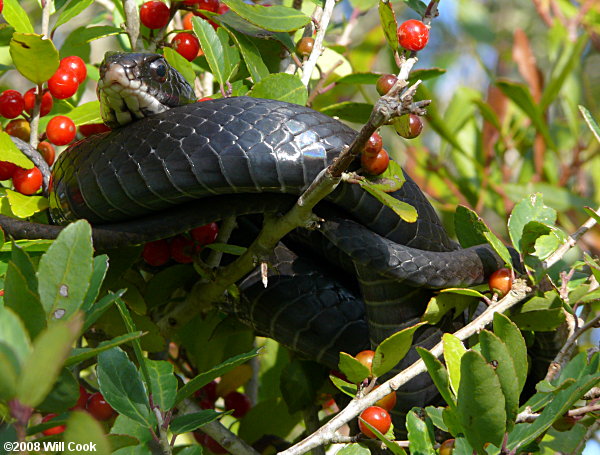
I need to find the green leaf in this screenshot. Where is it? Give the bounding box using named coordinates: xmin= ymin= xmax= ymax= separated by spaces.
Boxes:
xmin=407 ymin=68 xmax=446 ymax=84
xmin=406 ymin=409 xmax=436 ymax=455
xmin=4 ymin=251 xmax=46 ymax=339
xmin=145 ymin=359 xmax=178 ymax=412
xmin=64 ymin=411 xmax=111 ymax=455
xmin=496 ymin=79 xmax=555 ymax=149
xmin=170 ymin=410 xmax=223 ymax=434
xmin=217 ymin=12 xmax=296 ymax=51
xmin=163 ymin=47 xmax=196 ymax=86
xmin=97 ymin=347 xmax=156 ymax=427
xmin=507 ymin=373 xmax=600 ymax=451
xmin=36 ymin=220 xmax=94 ymax=321
xmin=422 ymin=292 xmax=477 ymax=325
xmin=454 ymin=205 xmax=488 ymax=248
xmin=248 ymin=73 xmax=307 ymax=105
xmin=204 ymin=242 xmax=247 ymax=256
xmin=328 ymin=373 xmax=358 ymax=397
xmin=68 ymin=100 xmax=103 ymax=126
xmin=457 ymin=350 xmax=506 ymax=452
xmin=3 ymin=0 xmax=34 ymax=33
xmin=17 ymin=315 xmax=82 ymax=407
xmin=0 ymin=306 xmax=31 ymax=365
xmin=358 ymin=181 xmax=418 ymax=222
xmin=221 ymin=0 xmax=310 ymax=32
xmin=508 ymin=193 xmax=557 ymax=254
xmin=36 ymin=367 xmax=79 ymax=413
xmin=338 ymin=352 xmax=371 ymax=384
xmin=363 ymin=160 xmax=406 ymax=193
xmin=193 ymin=16 xmax=228 ymax=88
xmin=402 ymin=0 xmax=428 ymax=15
xmin=217 ymin=27 xmax=240 ymax=82
xmin=65 ymin=331 xmax=145 ymax=367
xmin=336 ymin=444 xmax=371 ymax=455
xmin=175 ymin=347 xmax=261 ymax=405
xmin=10 ymin=33 xmax=59 ymax=84
xmin=82 ymin=289 xmax=126 ymax=332
xmin=227 ymin=28 xmax=269 ymax=83
xmin=336 ymin=72 xmax=381 ymax=85
xmin=0 ymin=132 xmax=34 ymax=168
xmin=579 ymin=105 xmax=600 ymax=145
xmin=4 ymin=190 xmax=48 ymax=218
xmin=0 ymin=343 xmax=20 ymax=400
xmin=81 ymin=255 xmax=109 ymax=313
xmin=493 ymin=313 xmax=528 ymax=394
xmin=378 ymin=0 xmax=398 ymax=51
xmin=372 ymin=322 xmax=425 ymax=377
xmin=65 ymin=25 xmax=123 ymax=45
xmin=280 ymin=358 xmax=327 ymax=413
xmin=540 ymin=35 xmax=587 ymax=110
xmin=319 ymin=102 xmax=373 ymax=124
xmin=443 ymin=333 xmax=466 ymax=396
xmin=416 ymin=347 xmax=456 ymax=408
xmin=424 ymin=406 xmax=448 ymax=432
xmin=509 ymin=291 xmax=565 ymax=331
xmin=483 ymin=230 xmax=513 ymax=269
xmin=479 ymin=330 xmax=519 ymax=430
xmin=53 ymin=0 xmax=94 ymax=31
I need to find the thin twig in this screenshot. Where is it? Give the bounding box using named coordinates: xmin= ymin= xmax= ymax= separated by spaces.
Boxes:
xmin=122 ymin=0 xmax=143 ymax=51
xmin=301 ymin=0 xmax=335 ymax=86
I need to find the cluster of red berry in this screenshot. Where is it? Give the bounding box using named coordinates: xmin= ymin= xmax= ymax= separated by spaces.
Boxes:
xmin=139 ymin=0 xmax=230 ymax=62
xmin=361 ymin=132 xmax=390 ymax=176
xmin=0 ymin=56 xmax=90 ymax=195
xmin=142 ymin=222 xmax=219 ymax=266
xmin=41 ymin=386 xmax=115 ymax=436
xmin=191 ymin=380 xmax=252 ymax=453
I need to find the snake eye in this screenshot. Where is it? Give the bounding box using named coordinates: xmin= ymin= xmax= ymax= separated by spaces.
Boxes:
xmin=149 ymin=60 xmax=168 ymax=82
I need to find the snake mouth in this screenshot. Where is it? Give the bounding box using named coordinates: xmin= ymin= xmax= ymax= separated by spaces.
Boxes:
xmin=97 ymin=63 xmax=168 ymax=128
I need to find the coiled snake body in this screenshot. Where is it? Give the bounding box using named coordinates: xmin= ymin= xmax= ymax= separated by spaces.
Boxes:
xmin=45 ymin=54 xmax=507 ymax=419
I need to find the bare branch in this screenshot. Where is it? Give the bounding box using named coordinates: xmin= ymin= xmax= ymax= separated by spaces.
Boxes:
xmin=301 ymin=0 xmax=335 ymax=86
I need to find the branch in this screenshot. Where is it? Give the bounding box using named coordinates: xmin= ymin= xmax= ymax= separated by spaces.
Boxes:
xmin=301 ymin=0 xmax=335 ymax=86
xmin=122 ymin=0 xmax=143 ymax=51
xmin=277 ymin=280 xmax=531 ymax=455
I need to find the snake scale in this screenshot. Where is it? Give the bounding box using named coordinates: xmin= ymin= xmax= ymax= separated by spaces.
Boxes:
xmin=21 ymin=54 xmax=510 ymax=421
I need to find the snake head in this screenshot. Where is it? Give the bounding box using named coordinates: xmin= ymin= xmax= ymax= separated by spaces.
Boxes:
xmin=97 ymin=52 xmax=196 ymax=128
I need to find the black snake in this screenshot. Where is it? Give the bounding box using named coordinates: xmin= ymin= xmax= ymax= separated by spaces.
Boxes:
xmin=5 ymin=53 xmax=510 ymax=421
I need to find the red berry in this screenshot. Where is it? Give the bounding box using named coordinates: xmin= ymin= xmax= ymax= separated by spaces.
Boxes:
xmin=71 ymin=385 xmax=90 ymax=410
xmin=182 ymin=12 xmax=194 ymax=30
xmin=0 ymin=161 xmax=17 ymax=180
xmin=363 ymin=133 xmax=382 ymax=157
xmin=376 ymin=74 xmax=397 ymax=96
xmin=194 ymin=380 xmax=218 ymax=403
xmin=488 ymin=268 xmax=513 ymax=297
xmin=78 ymin=123 xmax=111 ymax=137
xmin=13 ymin=167 xmax=43 ymax=195
xmin=397 ymin=19 xmax=429 ymax=52
xmin=142 ymin=239 xmax=171 ymax=266
xmin=224 ymin=391 xmax=251 ymax=418
xmin=140 ymin=1 xmax=171 ymax=29
xmin=47 ymin=68 xmax=79 ymax=100
xmin=217 ymin=3 xmax=229 ymax=14
xmin=37 ymin=141 xmax=55 ymax=166
xmin=183 ymin=0 xmax=219 ymax=11
xmin=355 ymin=350 xmax=375 ymax=377
xmin=194 ymin=432 xmax=228 ymax=454
xmin=169 ymin=235 xmax=196 ymax=263
xmin=24 ymin=88 xmax=53 ymax=117
xmin=373 ymin=385 xmax=396 ymax=412
xmin=0 ymin=90 xmax=24 ymax=119
xmin=0 ymin=0 xmax=3 ymax=14
xmin=191 ymin=222 xmax=218 ymax=246
xmin=5 ymin=119 xmax=30 ymax=141
xmin=358 ymin=406 xmax=391 ymax=439
xmin=394 ymin=114 xmax=423 ymax=139
xmin=41 ymin=413 xmax=66 ymax=436
xmin=86 ymin=392 xmax=116 ymax=421
xmin=198 ymin=97 xmax=212 ymax=102
xmin=46 ymin=115 xmax=76 ymax=146
xmin=296 ymin=37 xmax=314 ymax=57
xmin=171 ymin=32 xmax=201 ymax=61
xmin=60 ymin=56 xmax=87 ymax=84
xmin=361 ymin=149 xmax=389 ymax=175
